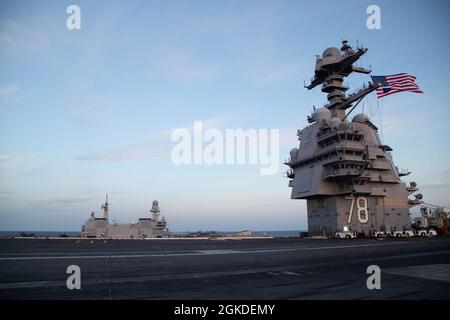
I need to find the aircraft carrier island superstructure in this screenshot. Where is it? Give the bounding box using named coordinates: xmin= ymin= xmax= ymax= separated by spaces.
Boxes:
xmin=81 ymin=196 xmax=167 ymax=238
xmin=286 ymin=41 xmax=422 ymax=237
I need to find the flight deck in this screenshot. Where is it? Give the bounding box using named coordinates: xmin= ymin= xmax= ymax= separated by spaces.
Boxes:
xmin=0 ymin=237 xmax=449 ymax=299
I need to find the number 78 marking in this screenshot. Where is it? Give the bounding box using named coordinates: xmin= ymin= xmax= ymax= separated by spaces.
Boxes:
xmin=346 ymin=196 xmax=369 ymax=224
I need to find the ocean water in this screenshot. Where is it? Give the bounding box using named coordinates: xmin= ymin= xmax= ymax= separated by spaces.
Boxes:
xmin=0 ymin=231 xmax=80 ymax=237
xmin=0 ymin=230 xmax=303 ymax=238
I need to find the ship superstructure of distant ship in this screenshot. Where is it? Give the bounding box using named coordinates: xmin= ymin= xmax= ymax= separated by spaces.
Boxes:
xmin=286 ymin=41 xmax=433 ymax=237
xmin=81 ymin=195 xmax=167 ymax=238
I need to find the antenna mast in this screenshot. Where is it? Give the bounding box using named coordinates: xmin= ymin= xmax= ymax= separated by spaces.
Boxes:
xmin=305 ymin=40 xmax=380 ymax=119
xmin=101 ymin=194 xmax=109 ymax=222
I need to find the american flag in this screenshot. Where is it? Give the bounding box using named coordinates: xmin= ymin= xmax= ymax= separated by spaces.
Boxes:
xmin=371 ymin=73 xmax=423 ymax=98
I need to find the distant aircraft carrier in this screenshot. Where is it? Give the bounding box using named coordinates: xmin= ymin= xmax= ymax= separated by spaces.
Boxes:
xmin=81 ymin=196 xmax=167 ymax=239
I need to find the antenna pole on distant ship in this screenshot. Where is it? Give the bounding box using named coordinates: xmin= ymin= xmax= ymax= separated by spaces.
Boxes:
xmin=102 ymin=194 xmax=109 ymax=222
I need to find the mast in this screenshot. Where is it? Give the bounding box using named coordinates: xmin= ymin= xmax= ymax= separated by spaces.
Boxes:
xmin=101 ymin=194 xmax=109 ymax=222
xmin=150 ymin=200 xmax=160 ymax=220
xmin=305 ymin=40 xmax=380 ymax=119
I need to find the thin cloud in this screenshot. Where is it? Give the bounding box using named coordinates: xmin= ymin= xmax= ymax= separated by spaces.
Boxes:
xmin=75 ymin=145 xmax=170 ymax=161
xmin=246 ymin=62 xmax=306 ymax=84
xmin=420 ymin=181 xmax=449 ymax=189
xmin=37 ymin=197 xmax=97 ymax=206
xmin=0 ymin=19 xmax=49 ymax=51
xmin=0 ymin=154 xmax=42 ymax=176
xmin=0 ymin=84 xmax=35 ymax=110
xmin=0 ymin=190 xmax=14 ymax=201
xmin=154 ymin=114 xmax=229 ymax=136
xmin=149 ymin=51 xmax=218 ymax=82
xmin=0 ymin=84 xmax=19 ymax=96
xmin=76 ymin=114 xmax=230 ymax=161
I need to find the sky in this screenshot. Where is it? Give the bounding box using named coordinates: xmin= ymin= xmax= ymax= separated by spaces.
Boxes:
xmin=0 ymin=0 xmax=449 ymax=232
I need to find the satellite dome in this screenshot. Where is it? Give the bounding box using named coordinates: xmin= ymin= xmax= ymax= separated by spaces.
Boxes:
xmin=338 ymin=121 xmax=351 ymax=130
xmin=328 ymin=117 xmax=342 ymax=129
xmin=322 ymin=47 xmax=341 ymax=58
xmin=290 ymin=148 xmax=299 ymax=161
xmin=352 ymin=113 xmax=370 ymax=123
xmin=312 ymin=107 xmax=332 ymax=123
